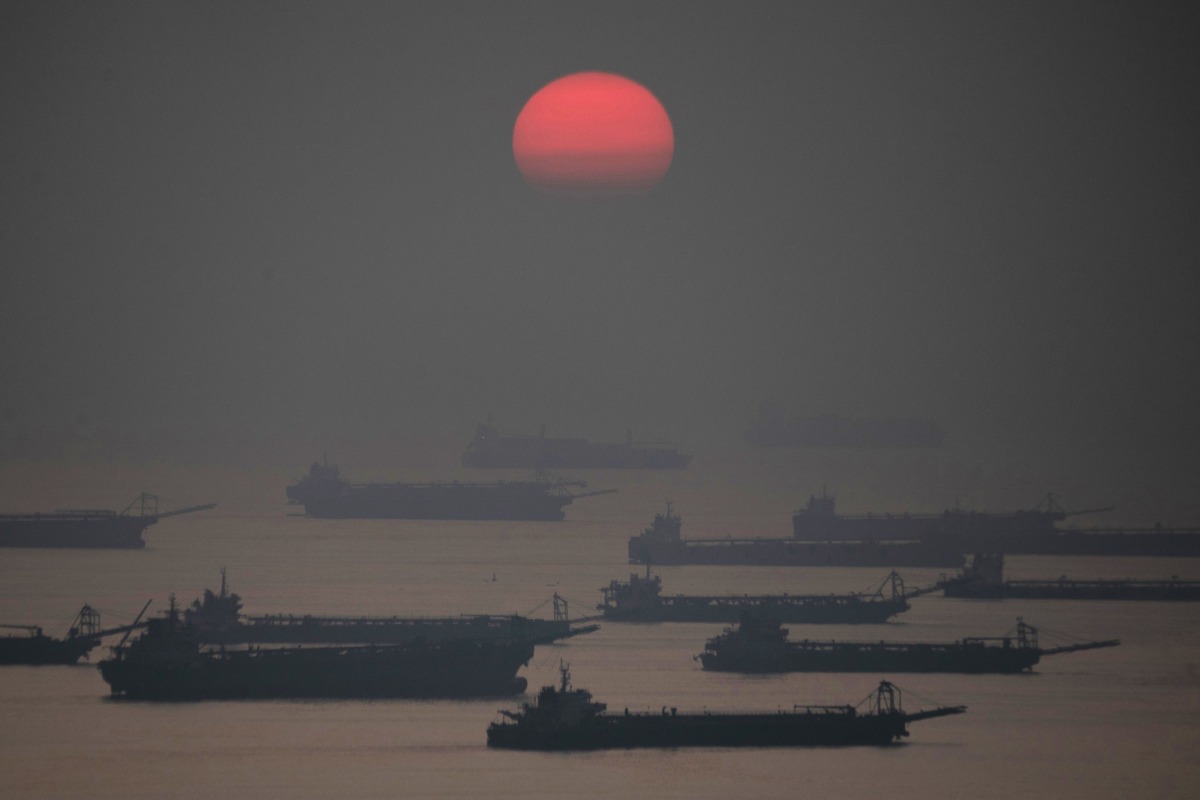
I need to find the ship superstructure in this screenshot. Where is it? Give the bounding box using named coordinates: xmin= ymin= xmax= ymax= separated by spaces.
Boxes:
xmin=597 ymin=569 xmax=927 ymax=624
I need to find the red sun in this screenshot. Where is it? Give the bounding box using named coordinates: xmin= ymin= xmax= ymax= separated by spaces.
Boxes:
xmin=513 ymin=71 xmax=674 ymax=194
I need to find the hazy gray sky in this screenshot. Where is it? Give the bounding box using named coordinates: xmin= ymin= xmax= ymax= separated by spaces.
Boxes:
xmin=2 ymin=2 xmax=1197 ymax=477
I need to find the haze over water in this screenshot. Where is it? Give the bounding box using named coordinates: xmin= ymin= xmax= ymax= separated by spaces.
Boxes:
xmin=2 ymin=3 xmax=1199 ymax=798
xmin=3 ymin=458 xmax=1200 ymax=799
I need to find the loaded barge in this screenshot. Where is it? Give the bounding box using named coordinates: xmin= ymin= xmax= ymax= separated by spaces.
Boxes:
xmin=462 ymin=422 xmax=691 ymax=469
xmin=99 ymin=602 xmax=533 ymax=700
xmin=487 ymin=663 xmax=965 ymax=750
xmin=791 ymin=490 xmax=1200 ymax=558
xmin=0 ymin=493 xmax=215 ymax=549
xmin=697 ymin=616 xmax=1118 ymax=673
xmin=941 ymin=554 xmax=1200 ymax=600
xmin=1 ymin=604 xmax=150 ymax=665
xmin=287 ymin=460 xmax=614 ymax=521
xmin=627 ymin=504 xmax=962 ymax=568
xmin=597 ymin=570 xmax=929 ymax=624
xmin=185 ymin=572 xmax=598 ymax=645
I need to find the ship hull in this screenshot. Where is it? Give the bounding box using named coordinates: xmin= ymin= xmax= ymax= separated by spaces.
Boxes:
xmin=628 ymin=537 xmax=963 ymax=568
xmin=99 ymin=639 xmax=533 ymax=700
xmin=792 ymin=514 xmax=1200 ymax=558
xmin=603 ymin=599 xmax=908 ymax=625
xmin=487 ymin=711 xmax=909 ymax=749
xmin=699 ymin=643 xmax=1040 ymax=673
xmin=0 ymin=515 xmax=152 ymax=549
xmin=943 ymin=579 xmax=1200 ymax=601
xmin=0 ymin=636 xmax=98 ymax=665
xmin=197 ymin=617 xmax=583 ymax=646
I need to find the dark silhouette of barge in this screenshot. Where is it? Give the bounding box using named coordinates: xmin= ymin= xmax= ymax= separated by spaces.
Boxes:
xmin=792 ymin=490 xmax=1200 ymax=557
xmin=462 ymin=422 xmax=691 ymax=469
xmin=487 ymin=663 xmax=965 ymax=750
xmin=941 ymin=554 xmax=1200 ymax=600
xmin=184 ymin=571 xmax=598 ymax=645
xmin=0 ymin=494 xmax=215 ymax=549
xmin=627 ymin=504 xmax=963 ymax=568
xmin=99 ymin=602 xmax=533 ymax=700
xmin=697 ymin=615 xmax=1118 ymax=673
xmin=597 ymin=569 xmax=928 ymax=624
xmin=286 ymin=459 xmax=614 ymax=521
xmin=1 ymin=604 xmax=149 ymax=665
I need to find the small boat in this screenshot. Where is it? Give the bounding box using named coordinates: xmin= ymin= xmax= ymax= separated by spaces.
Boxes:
xmin=0 ymin=604 xmax=149 ymax=665
xmin=487 ymin=663 xmax=965 ymax=750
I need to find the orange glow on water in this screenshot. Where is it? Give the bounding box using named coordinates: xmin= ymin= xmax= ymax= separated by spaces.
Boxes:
xmin=513 ymin=72 xmax=674 ymax=194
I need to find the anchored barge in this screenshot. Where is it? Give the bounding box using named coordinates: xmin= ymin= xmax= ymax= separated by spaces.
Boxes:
xmin=0 ymin=493 xmax=215 ymax=549
xmin=287 ymin=460 xmax=614 ymax=521
xmin=185 ymin=572 xmax=598 ymax=645
xmin=697 ymin=616 xmax=1119 ymax=673
xmin=99 ymin=603 xmax=533 ymax=700
xmin=941 ymin=554 xmax=1200 ymax=600
xmin=792 ymin=490 xmax=1200 ymax=557
xmin=597 ymin=570 xmax=926 ymax=624
xmin=487 ymin=663 xmax=965 ymax=750
xmin=1 ymin=604 xmax=149 ymax=665
xmin=627 ymin=504 xmax=963 ymax=568
xmin=462 ymin=422 xmax=691 ymax=469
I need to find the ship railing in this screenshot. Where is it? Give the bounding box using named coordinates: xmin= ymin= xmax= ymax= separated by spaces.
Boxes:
xmin=1 ymin=510 xmax=119 ymax=520
xmin=242 ymin=614 xmax=521 ymax=629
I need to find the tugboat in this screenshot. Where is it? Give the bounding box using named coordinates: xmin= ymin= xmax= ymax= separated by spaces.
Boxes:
xmin=597 ymin=569 xmax=930 ymax=624
xmin=99 ymin=599 xmax=534 ymax=700
xmin=184 ymin=571 xmax=599 ymax=645
xmin=486 ymin=663 xmax=966 ymax=750
xmin=697 ymin=615 xmax=1119 ymax=673
xmin=286 ymin=459 xmax=615 ymax=521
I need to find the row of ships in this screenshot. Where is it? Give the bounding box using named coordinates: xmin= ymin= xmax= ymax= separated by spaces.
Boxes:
xmin=4 ymin=421 xmax=1198 ymax=750
xmin=6 ymin=469 xmax=1200 ymax=565
xmin=7 ymin=564 xmax=1138 ymax=748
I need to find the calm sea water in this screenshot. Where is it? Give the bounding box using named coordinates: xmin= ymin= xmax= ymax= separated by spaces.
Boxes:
xmin=2 ymin=456 xmax=1198 ymax=799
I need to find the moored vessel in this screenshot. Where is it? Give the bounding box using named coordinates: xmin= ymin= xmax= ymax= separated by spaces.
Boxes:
xmin=697 ymin=615 xmax=1119 ymax=673
xmin=597 ymin=569 xmax=928 ymax=624
xmin=99 ymin=602 xmax=534 ymax=700
xmin=487 ymin=663 xmax=966 ymax=750
xmin=1 ymin=604 xmax=150 ymax=665
xmin=792 ymin=490 xmax=1200 ymax=557
xmin=286 ymin=459 xmax=615 ymax=521
xmin=184 ymin=571 xmax=599 ymax=645
xmin=941 ymin=554 xmax=1200 ymax=600
xmin=0 ymin=493 xmax=215 ymax=549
